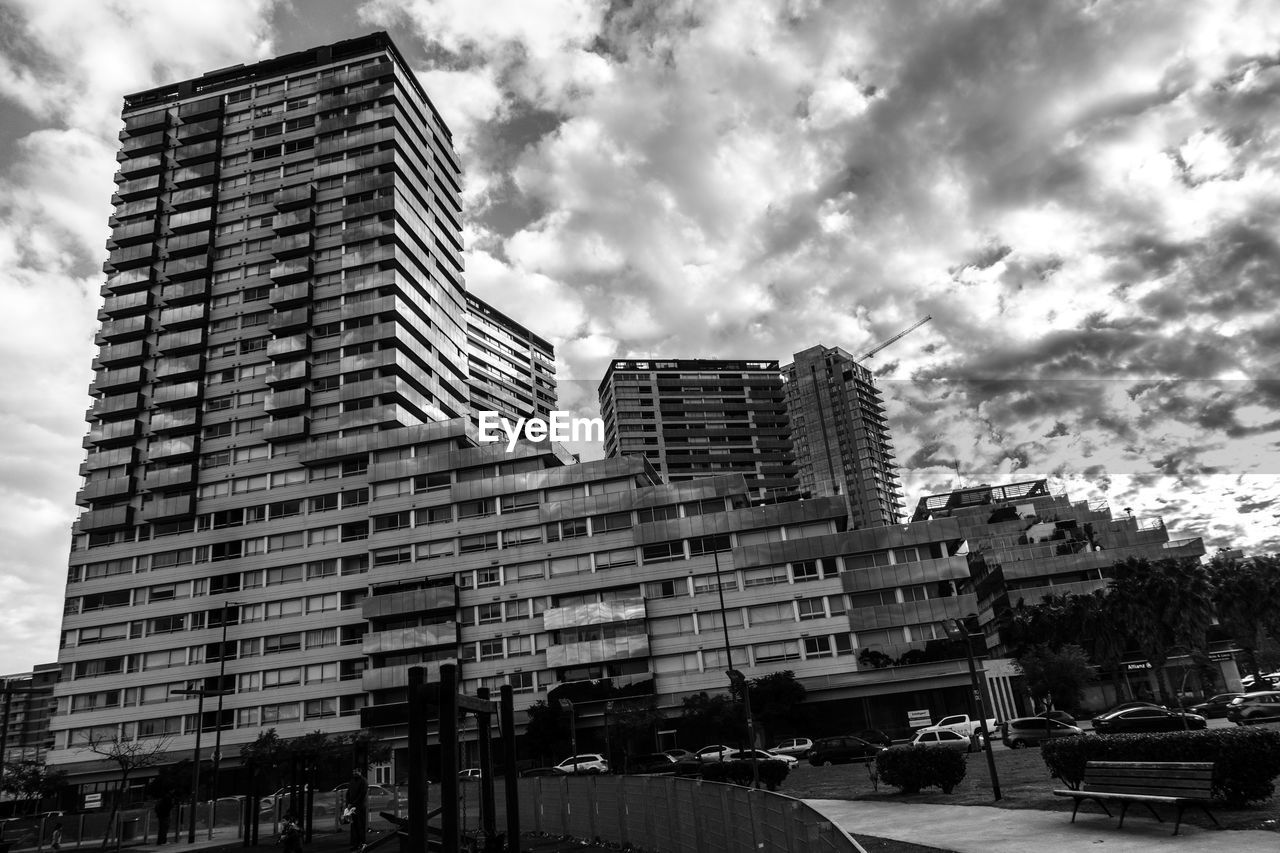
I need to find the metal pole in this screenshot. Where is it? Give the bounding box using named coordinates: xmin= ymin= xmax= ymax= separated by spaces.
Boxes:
xmin=440 ymin=663 xmax=459 ymax=853
xmin=712 ymin=547 xmax=758 ymax=788
xmin=209 ymin=600 xmax=232 ymax=828
xmin=499 ymin=686 xmax=519 ymax=853
xmin=406 ymin=667 xmax=426 ymax=853
xmin=955 ymin=619 xmax=1001 ymax=801
xmin=189 ymin=691 xmax=206 ymax=842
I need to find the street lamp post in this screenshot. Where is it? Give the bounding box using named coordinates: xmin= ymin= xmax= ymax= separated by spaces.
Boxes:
xmin=948 ymin=618 xmax=1001 ymax=801
xmin=173 ymin=686 xmax=232 ymax=843
xmin=208 ymin=601 xmax=237 ymax=816
xmin=711 ymin=546 xmax=759 ymax=789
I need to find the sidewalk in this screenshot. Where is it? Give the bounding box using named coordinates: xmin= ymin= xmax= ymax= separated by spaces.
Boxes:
xmin=806 ymin=799 xmax=1280 ymax=853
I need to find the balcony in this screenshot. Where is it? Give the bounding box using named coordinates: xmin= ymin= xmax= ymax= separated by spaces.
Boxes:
xmin=545 ymin=633 xmax=650 ymax=669
xmin=107 ymin=219 xmax=157 ymax=249
xmin=118 ymin=130 xmax=166 ymax=155
xmin=269 ymin=282 xmax=310 ymax=309
xmin=268 ymin=307 xmax=310 ymax=334
xmin=272 ymin=211 xmax=313 ymax=236
xmin=165 ymin=231 xmax=212 ymax=258
xmin=139 ymin=494 xmax=194 ymax=522
xmin=103 ymin=267 xmax=152 ymax=295
xmin=543 ymin=599 xmax=646 ymax=630
xmin=177 ymin=95 xmax=221 ymax=120
xmin=174 ymin=139 xmax=218 ymax=164
xmin=360 ymin=661 xmax=453 ymax=693
xmin=149 ymin=407 xmax=198 ymax=434
xmin=77 ymin=476 xmax=133 ymax=506
xmin=86 ymin=419 xmax=139 ymax=447
xmin=153 ymin=355 xmax=203 ymax=381
xmin=88 ymin=392 xmax=142 ymax=422
xmin=104 ymin=242 xmax=158 ymax=271
xmin=155 ymin=328 xmax=204 ymax=354
xmin=80 ymin=446 xmax=135 ymax=475
xmin=266 ymin=361 xmax=309 ymax=387
xmin=116 ymin=152 xmax=163 ymax=179
xmin=362 ymin=586 xmax=458 ymax=620
xmin=92 ymin=365 xmax=144 ymax=393
xmin=264 ymin=415 xmax=309 ymax=442
xmin=274 ymin=184 xmax=315 ymax=211
xmin=121 ymin=110 xmax=168 ymax=136
xmin=96 ymin=315 xmax=149 ymax=345
xmin=77 ymin=505 xmax=134 ymax=532
xmin=158 ymin=280 xmax=208 ymax=305
xmin=142 ymin=464 xmax=195 ymax=492
xmin=170 ymin=185 xmax=215 ymax=209
xmin=152 ymin=381 xmax=199 ymax=407
xmin=264 ymin=387 xmax=309 ymax=413
xmin=115 ymin=174 xmax=161 ymax=201
xmin=271 ymin=232 xmax=313 ymax=258
xmin=158 ymin=304 xmax=206 ymax=330
xmin=176 ymin=118 xmax=221 ymax=143
xmin=162 ymin=254 xmax=211 ymax=281
xmin=270 ymin=259 xmax=312 ymax=282
xmin=362 ymin=624 xmax=458 ymax=655
xmin=148 ymin=436 xmax=196 ymax=461
xmin=96 ymin=340 xmax=146 ymax=368
xmin=267 ymin=335 xmax=308 ymax=361
xmin=99 ymin=290 xmax=151 ymax=320
xmin=168 ymin=206 xmax=212 ymax=233
xmin=171 ymin=162 xmax=216 ymax=188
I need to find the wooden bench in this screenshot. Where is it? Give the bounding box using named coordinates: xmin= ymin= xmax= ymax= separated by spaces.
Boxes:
xmin=1053 ymin=760 xmax=1220 ymax=836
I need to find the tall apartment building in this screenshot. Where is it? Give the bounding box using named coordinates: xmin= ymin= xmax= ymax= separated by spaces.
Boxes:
xmin=783 ymin=345 xmax=904 ymax=527
xmin=464 ymin=293 xmax=557 ymax=425
xmin=1 ymin=665 xmax=61 ymax=765
xmin=910 ymin=479 xmax=1207 ymax=654
xmin=597 ymin=359 xmax=797 ymax=499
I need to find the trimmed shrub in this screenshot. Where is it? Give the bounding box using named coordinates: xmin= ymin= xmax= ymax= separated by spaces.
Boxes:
xmin=1040 ymin=728 xmax=1280 ymax=806
xmin=875 ymin=746 xmax=967 ymax=794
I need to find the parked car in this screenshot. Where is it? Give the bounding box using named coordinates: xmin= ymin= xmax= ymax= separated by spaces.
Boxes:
xmin=330 ymin=783 xmax=398 ymax=813
xmin=1000 ymin=716 xmax=1084 ymax=748
xmin=908 ymin=730 xmax=975 ymax=752
xmin=553 ymin=754 xmax=609 ymax=774
xmin=693 ymin=744 xmax=737 ymax=762
xmin=807 ymin=736 xmax=883 ymax=766
xmin=1033 ymin=710 xmax=1077 ymax=726
xmin=662 ymin=748 xmax=692 ymax=761
xmin=1189 ymin=693 xmax=1246 ymax=719
xmin=458 ymin=768 xmax=483 ymax=781
xmin=1091 ymin=706 xmax=1206 ymax=734
xmin=855 ymin=729 xmax=893 ymax=747
xmin=1226 ymin=691 xmax=1280 ymax=725
xmin=519 ymin=766 xmax=560 ymax=777
xmin=626 ymin=753 xmax=678 ymax=774
xmin=723 ymin=749 xmax=798 ymax=767
xmin=1098 ymin=700 xmax=1165 ymax=716
xmin=770 ymin=737 xmax=813 ymax=758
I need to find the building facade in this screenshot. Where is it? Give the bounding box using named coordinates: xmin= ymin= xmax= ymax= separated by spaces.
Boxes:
xmin=909 ymin=479 xmax=1208 ymax=656
xmin=1 ymin=665 xmax=61 ymax=766
xmin=464 ymin=293 xmax=557 ymax=426
xmin=597 ymin=360 xmax=797 ymax=500
xmin=783 ymin=345 xmax=904 ymax=527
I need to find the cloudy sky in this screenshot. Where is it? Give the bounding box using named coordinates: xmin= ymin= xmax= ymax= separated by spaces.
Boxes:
xmin=1 ymin=0 xmax=1278 ymax=673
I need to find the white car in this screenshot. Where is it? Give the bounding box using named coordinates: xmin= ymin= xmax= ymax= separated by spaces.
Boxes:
xmin=769 ymin=738 xmax=813 ymax=758
xmin=553 ymin=753 xmax=609 ymax=774
xmin=693 ymin=744 xmax=737 ymax=762
xmin=724 ymin=748 xmax=799 ymax=767
xmin=908 ymin=729 xmax=977 ymax=753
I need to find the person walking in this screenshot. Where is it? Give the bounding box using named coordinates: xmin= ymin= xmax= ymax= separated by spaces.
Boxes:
xmin=154 ymin=794 xmax=173 ymax=844
xmin=344 ymin=771 xmax=368 ymax=852
xmin=279 ymin=811 xmax=303 ymax=853
xmin=50 ymin=822 xmax=63 ymax=851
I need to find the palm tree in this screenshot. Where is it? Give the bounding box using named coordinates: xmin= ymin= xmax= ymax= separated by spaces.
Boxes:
xmin=1209 ymin=553 xmax=1280 ymax=680
xmin=1107 ymin=557 xmax=1215 ymax=707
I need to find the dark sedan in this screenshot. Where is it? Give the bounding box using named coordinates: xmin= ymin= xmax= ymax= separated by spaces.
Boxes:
xmin=1189 ymin=693 xmax=1245 ymax=719
xmin=807 ymin=736 xmax=883 ymax=766
xmin=1091 ymin=706 xmax=1206 ymax=734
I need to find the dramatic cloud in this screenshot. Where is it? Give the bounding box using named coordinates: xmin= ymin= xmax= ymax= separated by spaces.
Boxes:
xmin=2 ymin=0 xmax=1279 ymax=672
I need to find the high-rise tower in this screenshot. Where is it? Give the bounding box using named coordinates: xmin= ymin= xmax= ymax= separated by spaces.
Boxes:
xmin=783 ymin=346 xmax=904 ymax=527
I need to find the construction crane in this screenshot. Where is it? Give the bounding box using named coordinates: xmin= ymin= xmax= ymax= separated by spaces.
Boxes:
xmin=853 ymin=315 xmax=932 ymax=361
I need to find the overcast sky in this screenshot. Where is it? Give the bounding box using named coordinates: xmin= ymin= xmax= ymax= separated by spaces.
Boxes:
xmin=1 ymin=0 xmax=1278 ymax=674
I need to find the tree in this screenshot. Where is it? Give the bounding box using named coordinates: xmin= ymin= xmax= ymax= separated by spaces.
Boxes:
xmin=678 ymin=692 xmax=744 ymax=748
xmin=79 ymin=733 xmax=172 ymax=851
xmin=747 ymin=671 xmax=806 ymax=744
xmin=0 ymin=760 xmax=66 ymax=814
xmin=1108 ymin=557 xmax=1215 ymax=706
xmin=523 ymin=701 xmax=572 ymax=765
xmin=1209 ymin=553 xmax=1280 ymax=681
xmin=1014 ymin=644 xmax=1095 ymax=713
xmin=858 ymin=648 xmax=894 ymax=670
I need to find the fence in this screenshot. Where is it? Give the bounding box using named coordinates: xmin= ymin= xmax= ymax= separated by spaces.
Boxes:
xmin=518 ymin=775 xmax=866 ymax=853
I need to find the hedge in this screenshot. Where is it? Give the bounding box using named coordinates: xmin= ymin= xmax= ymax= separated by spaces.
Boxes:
xmin=875 ymin=746 xmax=967 ymax=794
xmin=699 ymin=759 xmax=790 ymax=790
xmin=1040 ymin=728 xmax=1280 ymax=806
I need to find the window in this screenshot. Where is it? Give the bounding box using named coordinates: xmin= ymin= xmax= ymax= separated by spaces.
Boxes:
xmin=642 ymin=541 xmax=684 ymax=564
xmin=792 ymin=559 xmax=837 ymax=582
xmin=797 ymin=598 xmax=827 ymax=620
xmin=476 ymin=604 xmax=503 ymax=625
xmin=418 ymin=540 xmax=455 ymax=560
xmin=804 ymin=636 xmax=834 ymax=659
xmin=546 ymin=519 xmax=588 ymax=541
xmin=591 ymin=512 xmax=631 ymax=533
xmin=754 ymin=640 xmax=801 ymax=663
xmin=500 ymin=492 xmax=539 ymax=512
xmin=643 ymin=579 xmax=684 ymax=599
xmin=459 ymin=533 xmax=498 ymax=553
xmin=373 ymin=546 xmax=412 ymax=566
xmin=417 ymin=506 xmax=452 ymax=526
xmin=635 ymin=505 xmax=679 ymax=524
xmin=372 ymin=511 xmax=411 ymax=532
xmin=689 ymin=534 xmax=730 ymax=555
xmin=743 ymin=565 xmax=788 ymax=587
xmin=479 ymin=639 xmax=504 ymax=660
xmin=594 ymin=548 xmax=636 ymax=570
xmin=501 ymin=526 xmax=541 ymax=547
xmin=263 ymin=633 xmax=302 ymax=654
xmin=414 ymin=472 xmax=450 ymax=492
xmin=456 ymin=499 xmax=495 ymax=519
